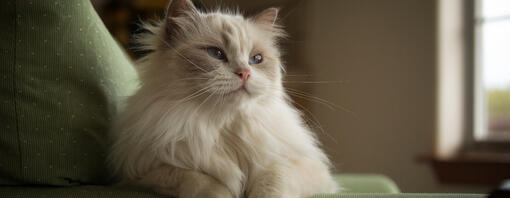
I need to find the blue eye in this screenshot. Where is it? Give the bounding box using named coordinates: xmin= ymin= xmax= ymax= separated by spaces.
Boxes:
xmin=249 ymin=54 xmax=263 ymax=64
xmin=206 ymin=47 xmax=227 ymax=61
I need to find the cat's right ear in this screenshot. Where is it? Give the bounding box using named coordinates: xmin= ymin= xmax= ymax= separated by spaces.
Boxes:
xmin=253 ymin=7 xmax=279 ymax=27
xmin=165 ymin=0 xmax=199 ymax=39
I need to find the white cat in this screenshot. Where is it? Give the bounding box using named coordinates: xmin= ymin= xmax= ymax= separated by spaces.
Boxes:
xmin=108 ymin=0 xmax=339 ymax=197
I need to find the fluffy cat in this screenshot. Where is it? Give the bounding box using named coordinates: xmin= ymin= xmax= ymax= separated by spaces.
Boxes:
xmin=108 ymin=0 xmax=339 ymax=197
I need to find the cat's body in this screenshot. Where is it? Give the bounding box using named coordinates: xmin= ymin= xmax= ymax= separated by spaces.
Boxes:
xmin=108 ymin=0 xmax=338 ymax=197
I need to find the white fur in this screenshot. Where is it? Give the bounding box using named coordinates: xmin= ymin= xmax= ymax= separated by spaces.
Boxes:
xmin=108 ymin=2 xmax=338 ymax=198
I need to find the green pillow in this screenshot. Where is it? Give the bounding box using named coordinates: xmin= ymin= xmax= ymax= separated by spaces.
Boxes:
xmin=0 ymin=0 xmax=138 ymax=185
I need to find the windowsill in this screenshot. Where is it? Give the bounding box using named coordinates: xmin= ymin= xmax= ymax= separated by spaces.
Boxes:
xmin=422 ymin=152 xmax=510 ymax=185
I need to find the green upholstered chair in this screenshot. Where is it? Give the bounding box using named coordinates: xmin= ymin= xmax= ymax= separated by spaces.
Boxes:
xmin=0 ymin=0 xmax=485 ymax=197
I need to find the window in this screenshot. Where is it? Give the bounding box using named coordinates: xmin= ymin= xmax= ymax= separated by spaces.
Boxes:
xmin=434 ymin=0 xmax=510 ymax=185
xmin=474 ymin=0 xmax=510 ymax=141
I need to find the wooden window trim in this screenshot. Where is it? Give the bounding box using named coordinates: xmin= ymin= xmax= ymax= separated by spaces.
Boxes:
xmin=422 ymin=153 xmax=510 ymax=185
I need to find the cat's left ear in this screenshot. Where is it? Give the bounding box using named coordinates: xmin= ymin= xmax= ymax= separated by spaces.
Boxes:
xmin=166 ymin=0 xmax=199 ymax=18
xmin=164 ymin=0 xmax=200 ymax=41
xmin=252 ymin=7 xmax=279 ymax=27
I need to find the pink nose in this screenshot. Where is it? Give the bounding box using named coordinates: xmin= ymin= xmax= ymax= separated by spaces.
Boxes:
xmin=235 ymin=69 xmax=251 ymax=82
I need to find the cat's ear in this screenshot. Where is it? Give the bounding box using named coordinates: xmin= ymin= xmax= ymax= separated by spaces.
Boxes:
xmin=252 ymin=7 xmax=279 ymax=27
xmin=164 ymin=0 xmax=199 ymax=41
xmin=165 ymin=0 xmax=199 ymax=18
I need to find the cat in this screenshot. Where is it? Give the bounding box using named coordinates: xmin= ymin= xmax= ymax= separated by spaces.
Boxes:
xmin=108 ymin=0 xmax=339 ymax=197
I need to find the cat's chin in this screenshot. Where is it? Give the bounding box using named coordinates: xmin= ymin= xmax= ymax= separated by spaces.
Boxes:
xmin=224 ymin=88 xmax=251 ymax=99
xmin=217 ymin=87 xmax=258 ymax=106
xmin=233 ymin=87 xmax=251 ymax=96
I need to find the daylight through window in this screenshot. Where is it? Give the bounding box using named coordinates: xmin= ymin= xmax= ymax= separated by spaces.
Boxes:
xmin=474 ymin=0 xmax=510 ymax=140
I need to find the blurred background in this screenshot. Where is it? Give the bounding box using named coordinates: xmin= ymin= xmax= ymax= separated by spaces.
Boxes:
xmin=91 ymin=0 xmax=510 ymax=193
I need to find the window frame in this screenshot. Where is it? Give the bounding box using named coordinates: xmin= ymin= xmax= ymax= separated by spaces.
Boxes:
xmin=468 ymin=0 xmax=510 ymax=152
xmin=432 ymin=0 xmax=510 ymax=185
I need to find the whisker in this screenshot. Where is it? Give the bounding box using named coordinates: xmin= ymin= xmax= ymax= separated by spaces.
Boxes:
xmin=176 ymin=85 xmax=214 ymax=104
xmin=176 ymin=77 xmax=209 ymax=81
xmin=285 ymin=88 xmax=337 ymax=109
xmin=171 ymin=77 xmax=210 ymax=84
xmin=287 ymin=90 xmax=356 ymax=117
xmin=284 ymin=74 xmax=313 ymax=77
xmin=283 ymin=80 xmax=348 ymax=84
xmin=286 ymin=91 xmax=335 ymax=110
xmin=262 ymin=85 xmax=356 ymax=116
xmin=196 ymin=90 xmax=216 ymax=112
xmin=291 ymin=99 xmax=338 ymax=144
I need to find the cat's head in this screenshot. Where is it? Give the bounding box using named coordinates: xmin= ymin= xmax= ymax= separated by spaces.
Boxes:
xmin=138 ymin=0 xmax=286 ymax=108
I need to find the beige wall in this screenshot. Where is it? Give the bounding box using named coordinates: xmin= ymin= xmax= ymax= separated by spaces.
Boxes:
xmin=202 ymin=0 xmax=492 ymax=193
xmin=303 ymin=0 xmax=490 ymax=193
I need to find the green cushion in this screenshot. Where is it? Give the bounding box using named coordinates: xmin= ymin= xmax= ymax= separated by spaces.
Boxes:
xmin=311 ymin=194 xmax=484 ymax=198
xmin=0 ymin=186 xmax=485 ymax=198
xmin=0 ymin=0 xmax=137 ymax=185
xmin=0 ymin=174 xmax=485 ymax=197
xmin=335 ymin=174 xmax=400 ymax=193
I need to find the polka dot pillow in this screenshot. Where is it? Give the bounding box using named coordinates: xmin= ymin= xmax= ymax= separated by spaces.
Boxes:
xmin=0 ymin=0 xmax=138 ymax=185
